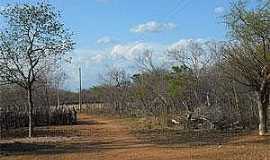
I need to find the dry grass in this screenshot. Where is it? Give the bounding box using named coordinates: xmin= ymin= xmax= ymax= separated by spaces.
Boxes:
xmin=0 ymin=114 xmax=269 ymax=160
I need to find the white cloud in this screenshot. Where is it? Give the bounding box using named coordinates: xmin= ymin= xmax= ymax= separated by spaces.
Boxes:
xmin=67 ymin=49 xmax=107 ymax=68
xmin=68 ymin=39 xmax=208 ymax=72
xmin=91 ymin=54 xmax=106 ymax=63
xmin=130 ymin=21 xmax=176 ymax=33
xmin=168 ymin=39 xmax=206 ymax=51
xmin=109 ymin=39 xmax=208 ymax=63
xmin=110 ymin=42 xmax=151 ymax=60
xmin=0 ymin=6 xmax=5 ymax=11
xmin=63 ymin=48 xmax=110 ymax=90
xmin=214 ymin=6 xmax=225 ymax=14
xmin=96 ymin=36 xmax=114 ymax=44
xmin=63 ymin=38 xmax=214 ymax=90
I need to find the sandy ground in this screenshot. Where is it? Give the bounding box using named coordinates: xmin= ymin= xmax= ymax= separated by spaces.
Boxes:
xmin=0 ymin=113 xmax=270 ymax=160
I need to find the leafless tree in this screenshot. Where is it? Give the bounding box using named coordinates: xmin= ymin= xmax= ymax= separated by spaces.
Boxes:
xmin=98 ymin=66 xmax=131 ymax=115
xmin=223 ymin=0 xmax=270 ymax=135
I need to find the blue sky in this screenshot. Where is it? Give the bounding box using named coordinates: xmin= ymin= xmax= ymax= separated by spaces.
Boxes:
xmin=0 ymin=0 xmax=233 ymax=91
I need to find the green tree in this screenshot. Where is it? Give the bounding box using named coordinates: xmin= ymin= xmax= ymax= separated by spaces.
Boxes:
xmin=167 ymin=65 xmax=189 ymax=97
xmin=0 ymin=3 xmax=74 ymax=137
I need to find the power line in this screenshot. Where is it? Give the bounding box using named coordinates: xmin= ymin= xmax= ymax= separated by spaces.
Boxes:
xmin=136 ymin=0 xmax=193 ymax=44
xmin=164 ymin=0 xmax=189 ymax=21
xmin=172 ymin=0 xmax=193 ymax=20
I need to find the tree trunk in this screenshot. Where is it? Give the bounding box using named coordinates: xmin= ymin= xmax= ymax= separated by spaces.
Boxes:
xmin=27 ymin=88 xmax=34 ymax=138
xmin=256 ymin=91 xmax=269 ymax=135
xmin=233 ymin=84 xmax=244 ymax=126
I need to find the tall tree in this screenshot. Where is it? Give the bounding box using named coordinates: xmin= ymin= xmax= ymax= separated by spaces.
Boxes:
xmin=223 ymin=0 xmax=270 ymax=135
xmin=0 ymin=3 xmax=74 ymax=137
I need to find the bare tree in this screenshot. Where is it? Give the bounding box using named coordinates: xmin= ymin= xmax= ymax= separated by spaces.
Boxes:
xmin=223 ymin=0 xmax=270 ymax=135
xmin=0 ymin=3 xmax=74 ymax=137
xmin=98 ymin=66 xmax=131 ymax=115
xmin=135 ymin=50 xmax=157 ymax=73
xmin=167 ymin=40 xmax=216 ymax=121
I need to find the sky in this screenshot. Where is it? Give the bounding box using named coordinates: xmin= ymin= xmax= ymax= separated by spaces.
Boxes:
xmin=0 ymin=0 xmax=234 ymax=91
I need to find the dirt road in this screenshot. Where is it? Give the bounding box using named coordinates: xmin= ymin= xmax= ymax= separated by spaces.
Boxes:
xmin=0 ymin=114 xmax=269 ymax=160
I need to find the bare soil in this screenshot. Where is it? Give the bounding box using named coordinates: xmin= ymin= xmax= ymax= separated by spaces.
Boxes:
xmin=0 ymin=113 xmax=269 ymax=160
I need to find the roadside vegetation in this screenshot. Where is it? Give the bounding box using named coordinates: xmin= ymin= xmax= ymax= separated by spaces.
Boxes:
xmin=87 ymin=0 xmax=270 ymax=136
xmin=0 ymin=0 xmax=269 ymax=160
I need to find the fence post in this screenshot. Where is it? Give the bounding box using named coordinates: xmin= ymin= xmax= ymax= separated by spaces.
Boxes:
xmin=0 ymin=109 xmax=2 ymax=140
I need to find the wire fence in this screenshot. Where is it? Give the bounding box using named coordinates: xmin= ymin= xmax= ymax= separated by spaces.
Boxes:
xmin=0 ymin=105 xmax=77 ymax=138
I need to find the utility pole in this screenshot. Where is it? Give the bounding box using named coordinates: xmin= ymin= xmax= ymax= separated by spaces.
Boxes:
xmin=79 ymin=67 xmax=82 ymax=112
xmin=57 ymin=87 xmax=60 ymax=107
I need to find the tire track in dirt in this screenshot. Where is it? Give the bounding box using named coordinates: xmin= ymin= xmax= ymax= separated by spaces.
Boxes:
xmin=1 ymin=113 xmax=270 ymax=160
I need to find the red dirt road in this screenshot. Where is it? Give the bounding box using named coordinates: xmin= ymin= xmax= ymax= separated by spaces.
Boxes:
xmin=0 ymin=114 xmax=270 ymax=160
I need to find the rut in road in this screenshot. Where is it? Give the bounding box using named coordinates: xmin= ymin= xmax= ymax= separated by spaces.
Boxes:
xmin=74 ymin=114 xmax=152 ymax=150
